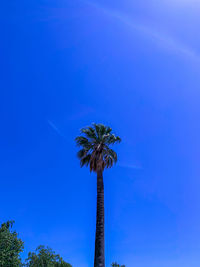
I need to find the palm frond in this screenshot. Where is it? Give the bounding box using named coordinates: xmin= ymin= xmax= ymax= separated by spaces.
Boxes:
xmin=104 ymin=147 xmax=117 ymax=163
xmin=105 ymin=126 xmax=112 ymax=134
xmin=104 ymin=134 xmax=121 ymax=145
xmin=80 ymin=127 xmax=98 ymax=141
xmin=92 ymin=123 xmax=102 ymax=139
xmin=80 ymin=154 xmax=91 ymax=167
xmin=99 ymin=124 xmax=107 ymax=139
xmin=77 ymin=149 xmax=87 ymax=159
xmin=104 ymin=155 xmax=114 ymax=168
xmin=75 ymin=136 xmax=89 ymax=146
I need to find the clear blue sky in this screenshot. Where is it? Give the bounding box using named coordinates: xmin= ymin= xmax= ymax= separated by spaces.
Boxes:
xmin=1 ymin=1 xmax=200 ymax=266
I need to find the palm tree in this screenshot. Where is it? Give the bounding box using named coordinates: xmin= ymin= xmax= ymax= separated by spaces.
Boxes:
xmin=75 ymin=123 xmax=121 ymax=267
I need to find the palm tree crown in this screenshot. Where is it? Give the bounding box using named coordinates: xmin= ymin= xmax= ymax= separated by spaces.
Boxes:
xmin=75 ymin=123 xmax=121 ymax=172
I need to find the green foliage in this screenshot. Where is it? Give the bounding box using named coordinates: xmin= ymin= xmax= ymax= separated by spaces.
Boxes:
xmin=24 ymin=245 xmax=72 ymax=267
xmin=0 ymin=221 xmax=24 ymax=267
xmin=0 ymin=222 xmax=72 ymax=267
xmin=75 ymin=123 xmax=121 ymax=172
xmin=111 ymin=263 xmax=126 ymax=267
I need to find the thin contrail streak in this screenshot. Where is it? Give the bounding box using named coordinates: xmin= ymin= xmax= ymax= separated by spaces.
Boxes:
xmin=47 ymin=120 xmax=65 ymax=138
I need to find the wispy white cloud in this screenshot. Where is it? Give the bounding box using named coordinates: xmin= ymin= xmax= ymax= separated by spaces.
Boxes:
xmin=118 ymin=163 xmax=142 ymax=170
xmin=84 ymin=1 xmax=200 ymax=62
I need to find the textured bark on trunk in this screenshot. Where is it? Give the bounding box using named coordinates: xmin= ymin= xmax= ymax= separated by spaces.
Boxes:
xmin=94 ymin=170 xmax=105 ymax=267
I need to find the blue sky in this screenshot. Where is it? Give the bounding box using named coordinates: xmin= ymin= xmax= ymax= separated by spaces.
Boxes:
xmin=1 ymin=0 xmax=200 ymax=266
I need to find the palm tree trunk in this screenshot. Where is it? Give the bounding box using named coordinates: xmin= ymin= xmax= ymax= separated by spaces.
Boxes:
xmin=94 ymin=170 xmax=105 ymax=267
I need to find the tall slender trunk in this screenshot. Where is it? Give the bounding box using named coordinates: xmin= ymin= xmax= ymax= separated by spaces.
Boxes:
xmin=94 ymin=170 xmax=105 ymax=267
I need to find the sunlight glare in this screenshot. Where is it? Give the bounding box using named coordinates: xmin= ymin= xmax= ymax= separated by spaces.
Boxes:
xmin=165 ymin=0 xmax=200 ymax=5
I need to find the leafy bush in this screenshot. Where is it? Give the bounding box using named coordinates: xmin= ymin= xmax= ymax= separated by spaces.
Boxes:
xmin=24 ymin=245 xmax=72 ymax=267
xmin=0 ymin=221 xmax=24 ymax=267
